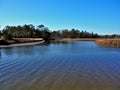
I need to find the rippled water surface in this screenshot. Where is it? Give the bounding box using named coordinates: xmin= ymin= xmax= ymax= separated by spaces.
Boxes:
xmin=0 ymin=41 xmax=120 ymax=90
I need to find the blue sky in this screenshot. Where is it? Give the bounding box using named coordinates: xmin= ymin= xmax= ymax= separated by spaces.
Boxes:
xmin=0 ymin=0 xmax=120 ymax=34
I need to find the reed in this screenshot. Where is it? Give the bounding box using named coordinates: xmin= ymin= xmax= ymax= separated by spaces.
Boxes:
xmin=95 ymin=39 xmax=120 ymax=47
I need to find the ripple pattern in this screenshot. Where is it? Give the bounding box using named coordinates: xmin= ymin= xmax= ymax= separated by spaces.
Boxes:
xmin=0 ymin=41 xmax=120 ymax=90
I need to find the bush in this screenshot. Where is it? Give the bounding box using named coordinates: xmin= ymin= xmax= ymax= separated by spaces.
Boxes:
xmin=1 ymin=34 xmax=12 ymax=40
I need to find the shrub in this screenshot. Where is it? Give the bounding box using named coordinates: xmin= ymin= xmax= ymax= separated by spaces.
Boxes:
xmin=1 ymin=34 xmax=12 ymax=40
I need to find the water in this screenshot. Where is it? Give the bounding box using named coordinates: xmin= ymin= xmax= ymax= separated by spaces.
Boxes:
xmin=0 ymin=41 xmax=120 ymax=90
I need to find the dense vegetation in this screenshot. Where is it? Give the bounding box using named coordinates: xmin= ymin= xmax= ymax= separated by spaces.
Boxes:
xmin=0 ymin=24 xmax=120 ymax=40
xmin=0 ymin=24 xmax=98 ymax=40
xmin=0 ymin=24 xmax=50 ymax=40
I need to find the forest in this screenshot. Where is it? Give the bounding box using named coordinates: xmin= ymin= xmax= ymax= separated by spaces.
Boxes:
xmin=0 ymin=24 xmax=120 ymax=40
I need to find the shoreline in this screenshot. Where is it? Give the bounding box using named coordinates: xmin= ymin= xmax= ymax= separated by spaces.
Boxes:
xmin=0 ymin=40 xmax=45 ymax=48
xmin=61 ymin=38 xmax=97 ymax=41
xmin=1 ymin=38 xmax=120 ymax=48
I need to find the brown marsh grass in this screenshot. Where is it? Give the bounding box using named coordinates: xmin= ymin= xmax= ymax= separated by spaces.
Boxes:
xmin=96 ymin=39 xmax=120 ymax=47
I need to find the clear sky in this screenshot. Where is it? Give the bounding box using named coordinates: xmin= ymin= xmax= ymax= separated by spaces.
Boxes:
xmin=0 ymin=0 xmax=120 ymax=34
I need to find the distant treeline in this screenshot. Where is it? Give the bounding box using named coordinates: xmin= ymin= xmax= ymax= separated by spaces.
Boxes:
xmin=0 ymin=24 xmax=120 ymax=40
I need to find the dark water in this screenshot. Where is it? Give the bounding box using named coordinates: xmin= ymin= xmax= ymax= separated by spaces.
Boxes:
xmin=0 ymin=41 xmax=120 ymax=90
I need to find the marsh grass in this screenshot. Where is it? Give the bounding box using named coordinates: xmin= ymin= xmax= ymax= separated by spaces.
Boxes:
xmin=96 ymin=39 xmax=120 ymax=47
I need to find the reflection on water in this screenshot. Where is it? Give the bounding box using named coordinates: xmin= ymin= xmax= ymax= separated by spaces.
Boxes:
xmin=0 ymin=49 xmax=1 ymax=59
xmin=0 ymin=41 xmax=120 ymax=90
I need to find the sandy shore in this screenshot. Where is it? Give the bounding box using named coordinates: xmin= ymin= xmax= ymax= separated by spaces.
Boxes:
xmin=0 ymin=40 xmax=45 ymax=48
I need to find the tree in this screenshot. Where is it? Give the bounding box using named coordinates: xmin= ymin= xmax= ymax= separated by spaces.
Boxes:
xmin=51 ymin=30 xmax=61 ymax=39
xmin=61 ymin=29 xmax=70 ymax=38
xmin=1 ymin=34 xmax=12 ymax=40
xmin=69 ymin=29 xmax=80 ymax=38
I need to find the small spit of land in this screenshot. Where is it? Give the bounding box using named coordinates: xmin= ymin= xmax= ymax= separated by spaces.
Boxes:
xmin=0 ymin=38 xmax=43 ymax=44
xmin=0 ymin=38 xmax=44 ymax=48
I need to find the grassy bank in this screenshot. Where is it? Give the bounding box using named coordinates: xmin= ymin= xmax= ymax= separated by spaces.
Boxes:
xmin=96 ymin=39 xmax=120 ymax=47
